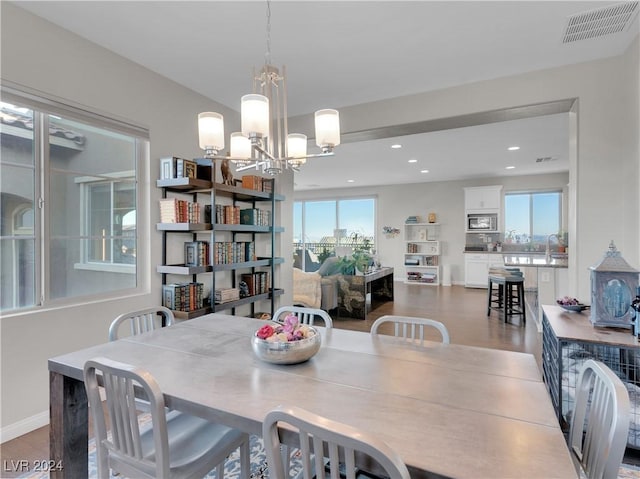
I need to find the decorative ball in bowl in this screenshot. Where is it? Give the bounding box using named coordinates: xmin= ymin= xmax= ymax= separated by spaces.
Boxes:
xmin=251 ymin=318 xmax=321 ymax=365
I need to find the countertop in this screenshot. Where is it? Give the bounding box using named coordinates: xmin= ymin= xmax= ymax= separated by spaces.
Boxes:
xmin=464 ymin=250 xmax=569 ymax=268
xmin=502 ymin=252 xmax=568 ymax=268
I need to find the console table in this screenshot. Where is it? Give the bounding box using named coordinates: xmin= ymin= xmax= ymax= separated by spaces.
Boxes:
xmin=336 ymin=267 xmax=394 ymax=320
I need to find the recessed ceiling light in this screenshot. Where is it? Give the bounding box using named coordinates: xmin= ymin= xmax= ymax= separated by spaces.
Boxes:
xmin=391 ymin=144 xmax=402 ymax=149
xmin=420 ymin=169 xmax=429 ymax=174
xmin=408 ymin=159 xmax=417 ymax=163
xmin=347 ymin=179 xmax=355 ymax=183
xmin=505 ymin=166 xmax=516 ymax=170
xmin=508 ymin=146 xmax=520 ymax=151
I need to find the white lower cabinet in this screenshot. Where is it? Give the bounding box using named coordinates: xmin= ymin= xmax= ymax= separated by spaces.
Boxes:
xmin=464 ymin=254 xmax=504 ymax=288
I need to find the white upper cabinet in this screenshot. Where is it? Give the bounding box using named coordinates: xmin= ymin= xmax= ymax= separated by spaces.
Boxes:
xmin=464 ymin=185 xmax=502 ymax=211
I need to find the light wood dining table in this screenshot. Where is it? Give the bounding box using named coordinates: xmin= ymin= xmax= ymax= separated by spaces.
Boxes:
xmin=49 ymin=313 xmax=578 ymax=479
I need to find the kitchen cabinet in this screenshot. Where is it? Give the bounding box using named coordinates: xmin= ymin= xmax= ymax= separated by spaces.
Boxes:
xmin=464 ymin=185 xmax=502 ymax=211
xmin=464 ymin=253 xmax=504 ymax=288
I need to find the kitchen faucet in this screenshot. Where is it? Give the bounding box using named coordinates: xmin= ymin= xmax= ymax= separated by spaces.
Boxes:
xmin=546 ymin=233 xmax=559 ymax=260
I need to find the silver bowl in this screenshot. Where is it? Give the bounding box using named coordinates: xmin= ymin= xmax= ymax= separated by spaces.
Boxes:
xmin=251 ymin=325 xmax=321 ymax=365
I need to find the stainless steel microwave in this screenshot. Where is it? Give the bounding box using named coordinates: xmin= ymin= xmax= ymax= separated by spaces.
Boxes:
xmin=467 ymin=213 xmax=498 ymax=232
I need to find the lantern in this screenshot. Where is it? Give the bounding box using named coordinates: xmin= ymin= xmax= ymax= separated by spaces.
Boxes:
xmin=589 ymin=241 xmax=639 ymax=328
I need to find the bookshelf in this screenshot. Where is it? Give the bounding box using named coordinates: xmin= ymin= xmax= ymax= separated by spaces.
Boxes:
xmin=157 ymin=159 xmax=284 ymax=319
xmin=403 ymin=222 xmax=441 ymax=286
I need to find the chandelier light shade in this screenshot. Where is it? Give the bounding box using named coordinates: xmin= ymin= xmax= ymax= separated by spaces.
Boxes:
xmin=241 ymin=94 xmax=270 ymax=138
xmin=315 ymin=109 xmax=341 ymax=151
xmin=196 ymin=2 xmax=340 ymax=176
xmin=230 ymin=132 xmax=252 ymax=159
xmin=287 ymin=133 xmax=307 ymax=160
xmin=198 ymin=112 xmax=224 ymax=154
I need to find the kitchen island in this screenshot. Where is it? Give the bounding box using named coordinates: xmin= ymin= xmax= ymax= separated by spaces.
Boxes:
xmin=503 ymin=253 xmax=569 ymax=330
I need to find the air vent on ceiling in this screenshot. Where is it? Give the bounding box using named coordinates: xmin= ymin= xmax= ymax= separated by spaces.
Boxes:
xmin=562 ymin=1 xmax=639 ymax=43
xmin=536 ymin=156 xmax=558 ymax=163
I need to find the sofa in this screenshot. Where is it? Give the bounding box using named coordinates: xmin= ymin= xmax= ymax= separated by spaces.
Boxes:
xmin=292 ymin=257 xmax=342 ymax=311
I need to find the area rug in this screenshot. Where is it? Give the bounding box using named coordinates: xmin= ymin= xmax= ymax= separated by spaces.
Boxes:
xmin=19 ymin=433 xmax=280 ymax=479
xmin=17 ymin=416 xmax=640 ymax=479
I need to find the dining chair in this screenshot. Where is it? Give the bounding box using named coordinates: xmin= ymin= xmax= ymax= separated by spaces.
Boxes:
xmin=84 ymin=356 xmax=250 ymax=479
xmin=273 ymin=305 xmax=333 ymax=329
xmin=263 ymin=405 xmax=411 ymax=479
xmin=568 ymin=359 xmax=630 ymax=479
xmin=370 ymin=315 xmax=450 ymax=344
xmin=108 ymin=306 xmax=174 ymax=341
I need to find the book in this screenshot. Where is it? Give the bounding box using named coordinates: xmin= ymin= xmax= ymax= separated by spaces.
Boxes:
xmin=159 ymin=198 xmax=201 ymax=223
xmin=184 ymin=241 xmax=209 ymax=266
xmin=214 ymin=288 xmax=240 ymax=304
xmin=159 ymin=157 xmax=177 ymax=179
xmin=240 ymin=208 xmax=271 ymax=226
xmin=242 ymin=175 xmax=263 ymax=191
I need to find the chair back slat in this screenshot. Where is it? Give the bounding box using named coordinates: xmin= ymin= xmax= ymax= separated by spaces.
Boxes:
xmin=109 ymin=306 xmax=174 ymax=341
xmin=569 ymin=359 xmax=630 ymax=479
xmin=263 ymin=405 xmax=411 ymax=479
xmin=373 ymin=315 xmax=450 ymax=344
xmin=273 ymin=306 xmax=333 ymax=328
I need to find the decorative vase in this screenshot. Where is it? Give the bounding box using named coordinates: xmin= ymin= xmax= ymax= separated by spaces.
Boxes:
xmin=428 ymin=212 xmax=436 ymax=223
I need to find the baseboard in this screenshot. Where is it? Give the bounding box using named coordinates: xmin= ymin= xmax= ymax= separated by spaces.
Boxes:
xmin=0 ymin=410 xmax=49 ymax=444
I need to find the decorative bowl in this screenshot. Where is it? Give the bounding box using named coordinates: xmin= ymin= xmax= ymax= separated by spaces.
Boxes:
xmin=251 ymin=324 xmax=321 ymax=365
xmin=557 ymin=301 xmax=589 ymax=313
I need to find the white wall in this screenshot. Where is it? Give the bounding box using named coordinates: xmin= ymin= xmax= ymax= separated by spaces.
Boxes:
xmin=295 ymin=172 xmax=569 ymax=284
xmin=0 ymin=3 xmax=294 ymax=439
xmin=291 ymin=35 xmax=640 ymax=301
xmin=0 ymin=2 xmax=638 ymax=438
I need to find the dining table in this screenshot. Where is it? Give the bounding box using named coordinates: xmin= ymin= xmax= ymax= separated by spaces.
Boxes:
xmin=48 ymin=313 xmax=578 ymax=479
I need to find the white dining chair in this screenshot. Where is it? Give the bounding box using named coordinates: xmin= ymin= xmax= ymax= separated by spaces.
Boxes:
xmin=263 ymin=405 xmax=411 ymax=479
xmin=568 ymin=359 xmax=630 ymax=479
xmin=370 ymin=315 xmax=450 ymax=344
xmin=84 ymin=356 xmax=250 ymax=479
xmin=273 ymin=305 xmax=333 ymax=329
xmin=109 ymin=306 xmax=174 ymax=341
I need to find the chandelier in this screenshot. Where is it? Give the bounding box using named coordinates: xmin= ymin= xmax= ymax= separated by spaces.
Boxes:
xmin=197 ymin=2 xmax=340 ymax=176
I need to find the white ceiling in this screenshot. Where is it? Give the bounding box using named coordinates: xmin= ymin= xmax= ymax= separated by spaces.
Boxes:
xmin=13 ymin=1 xmax=639 ymax=190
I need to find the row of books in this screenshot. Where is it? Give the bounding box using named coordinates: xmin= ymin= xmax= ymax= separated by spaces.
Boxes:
xmin=239 ymin=208 xmax=271 ymax=226
xmin=214 ymin=288 xmax=240 ymax=304
xmin=240 ymin=272 xmax=271 ymax=296
xmin=210 ymin=204 xmax=241 ymax=225
xmin=159 ymin=156 xmax=199 ymax=180
xmin=159 ymin=198 xmax=201 ymax=223
xmin=241 ymin=175 xmax=273 ymax=193
xmin=405 ymin=215 xmax=419 ymax=224
xmin=162 ymin=282 xmax=205 ymax=311
xmin=406 ymin=272 xmax=437 ymax=283
xmin=213 ymin=241 xmax=256 ymax=265
xmin=406 ymin=243 xmax=421 ymax=253
xmin=184 ymin=241 xmax=209 ymax=267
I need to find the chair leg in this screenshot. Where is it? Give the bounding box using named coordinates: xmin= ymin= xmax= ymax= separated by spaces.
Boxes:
xmin=239 ymin=437 xmax=250 ymax=479
xmin=487 ymin=280 xmax=493 ymax=316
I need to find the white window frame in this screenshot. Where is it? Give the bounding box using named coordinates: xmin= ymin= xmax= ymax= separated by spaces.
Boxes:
xmin=1 ymin=85 xmax=149 ymax=313
xmin=74 ymin=171 xmax=136 ymax=274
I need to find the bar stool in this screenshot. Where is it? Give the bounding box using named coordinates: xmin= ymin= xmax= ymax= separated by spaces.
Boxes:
xmin=487 ymin=274 xmax=526 ymax=325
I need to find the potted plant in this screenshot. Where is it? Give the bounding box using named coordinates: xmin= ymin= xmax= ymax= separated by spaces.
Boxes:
xmin=336 ymin=252 xmax=371 ymax=275
xmin=505 ymin=229 xmax=516 ymax=244
xmin=557 ymin=230 xmax=567 ymax=253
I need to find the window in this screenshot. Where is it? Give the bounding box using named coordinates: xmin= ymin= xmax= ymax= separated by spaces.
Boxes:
xmin=0 ymin=94 xmax=148 ymax=313
xmin=293 ymin=198 xmax=375 ymax=272
xmin=504 ymin=191 xmax=562 ymax=246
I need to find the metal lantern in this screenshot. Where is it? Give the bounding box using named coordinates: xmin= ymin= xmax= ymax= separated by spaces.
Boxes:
xmin=589 ymin=241 xmax=639 ymax=328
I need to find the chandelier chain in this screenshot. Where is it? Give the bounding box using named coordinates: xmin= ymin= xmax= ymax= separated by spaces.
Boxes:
xmin=264 ymin=0 xmax=272 ymax=67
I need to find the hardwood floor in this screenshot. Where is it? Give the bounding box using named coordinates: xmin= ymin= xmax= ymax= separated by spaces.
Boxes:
xmin=0 ymin=284 xmax=541 ymax=477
